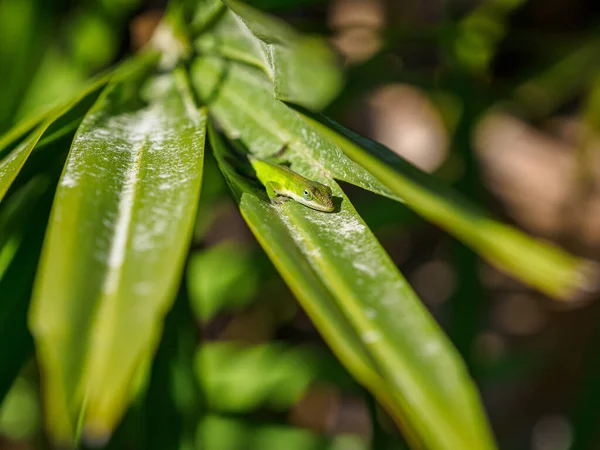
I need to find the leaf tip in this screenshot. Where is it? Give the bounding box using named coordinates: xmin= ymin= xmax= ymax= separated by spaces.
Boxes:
xmin=563 ymin=259 xmax=600 ymax=304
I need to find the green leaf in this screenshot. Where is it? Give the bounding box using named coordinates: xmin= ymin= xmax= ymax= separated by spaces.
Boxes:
xmin=14 ymin=47 xmax=89 ymax=123
xmin=191 ymin=57 xmax=398 ymax=202
xmin=187 ymin=241 xmax=259 ymax=322
xmin=196 ymin=414 xmax=335 ymax=450
xmin=190 ymin=0 xmax=225 ymax=33
xmin=0 ymin=72 xmax=116 ymax=202
xmin=196 ymin=342 xmax=325 ymax=412
xmin=0 ymin=108 xmax=51 ymax=159
xmin=0 ymin=377 xmax=41 ymax=441
xmin=514 ymin=40 xmax=600 ymax=118
xmin=300 ymin=113 xmax=594 ymax=300
xmin=28 ymin=68 xmax=206 ymax=444
xmin=0 ymin=127 xmax=49 ymax=202
xmin=208 ymin=125 xmax=495 ymax=449
xmin=0 ymin=0 xmax=48 ymax=132
xmin=192 ymin=56 xmax=593 ymax=300
xmin=0 ymin=51 xmax=158 ymax=162
xmin=0 ymin=175 xmax=55 ymax=404
xmin=195 ymin=0 xmax=342 ymax=110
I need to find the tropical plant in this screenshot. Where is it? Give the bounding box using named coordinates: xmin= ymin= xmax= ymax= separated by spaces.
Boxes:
xmin=0 ymin=0 xmax=595 ymax=449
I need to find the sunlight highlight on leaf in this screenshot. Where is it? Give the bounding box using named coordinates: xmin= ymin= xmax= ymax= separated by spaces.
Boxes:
xmin=29 ymin=68 xmax=206 ymax=444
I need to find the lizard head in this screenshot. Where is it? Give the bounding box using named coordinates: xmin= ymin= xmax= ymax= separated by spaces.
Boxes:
xmin=297 ymin=181 xmax=335 ymax=212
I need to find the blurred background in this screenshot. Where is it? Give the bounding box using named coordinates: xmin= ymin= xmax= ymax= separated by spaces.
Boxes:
xmin=2 ymin=0 xmax=600 ymax=449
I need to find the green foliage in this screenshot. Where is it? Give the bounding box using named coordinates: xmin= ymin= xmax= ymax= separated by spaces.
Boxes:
xmin=196 ymin=414 xmax=368 ymax=450
xmin=188 ymin=242 xmax=259 ymax=322
xmin=303 ymin=114 xmax=590 ymax=299
xmin=194 ymin=0 xmax=343 ymax=110
xmin=197 ymin=342 xmax=328 ymax=412
xmin=0 ymin=177 xmax=52 ymax=404
xmin=28 ymin=65 xmax=206 ymax=442
xmin=0 ymin=377 xmax=40 ymax=440
xmin=0 ymin=0 xmax=598 ymax=449
xmin=208 ymin=124 xmax=495 ymax=449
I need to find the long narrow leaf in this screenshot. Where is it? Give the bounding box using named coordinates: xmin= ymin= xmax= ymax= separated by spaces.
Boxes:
xmin=0 ymin=107 xmax=52 ymax=159
xmin=0 ymin=129 xmax=47 ymax=202
xmin=192 ymin=56 xmax=592 ymax=300
xmin=301 ymin=114 xmax=594 ymax=300
xmin=0 ymin=175 xmax=55 ymax=404
xmin=29 ymin=68 xmax=206 ymax=444
xmin=208 ymin=125 xmax=495 ymax=450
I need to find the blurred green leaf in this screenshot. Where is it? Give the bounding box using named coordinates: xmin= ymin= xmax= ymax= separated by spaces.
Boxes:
xmin=0 ymin=110 xmax=48 ymax=159
xmin=15 ymin=48 xmax=89 ymax=122
xmin=0 ymin=176 xmax=53 ymax=405
xmin=329 ymin=434 xmax=370 ymax=450
xmin=197 ymin=414 xmax=248 ymax=450
xmin=196 ymin=342 xmax=324 ymax=412
xmin=453 ymin=0 xmax=526 ymax=73
xmin=0 ymin=377 xmax=41 ymax=441
xmin=207 ymin=125 xmax=495 ymax=449
xmin=514 ymin=40 xmax=600 ymax=118
xmin=0 ymin=181 xmax=41 ymax=272
xmin=192 ymin=55 xmax=590 ymax=300
xmin=194 ymin=0 xmax=342 ymax=110
xmin=0 ymin=71 xmax=116 ymax=201
xmin=0 ymin=129 xmax=45 ymax=202
xmin=191 ymin=0 xmax=225 ymax=33
xmin=192 ymin=152 xmax=229 ymax=240
xmin=0 ymin=0 xmax=48 ymax=132
xmin=100 ymin=0 xmax=141 ymax=18
xmin=69 ymin=11 xmax=118 ymax=71
xmin=252 ymin=425 xmax=324 ymax=450
xmin=196 ymin=414 xmax=347 ymax=450
xmin=187 ymin=242 xmax=259 ymax=322
xmin=191 ymin=57 xmax=401 ymax=205
xmin=14 ymin=0 xmax=141 ymax=122
xmin=28 ymin=68 xmax=206 ymax=444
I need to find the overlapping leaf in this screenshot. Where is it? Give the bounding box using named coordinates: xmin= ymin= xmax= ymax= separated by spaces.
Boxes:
xmin=0 ymin=55 xmax=159 ymax=202
xmin=194 ymin=0 xmax=342 ymax=110
xmin=208 ymin=125 xmax=496 ymax=450
xmin=192 ymin=57 xmax=398 ymax=198
xmin=0 ymin=93 xmax=101 ymax=202
xmin=0 ymin=176 xmax=54 ymax=404
xmin=192 ymin=55 xmax=592 ymax=300
xmin=301 ymin=113 xmax=594 ymax=300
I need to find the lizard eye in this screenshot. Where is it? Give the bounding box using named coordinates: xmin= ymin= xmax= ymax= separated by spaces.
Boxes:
xmin=302 ymin=189 xmax=311 ymax=200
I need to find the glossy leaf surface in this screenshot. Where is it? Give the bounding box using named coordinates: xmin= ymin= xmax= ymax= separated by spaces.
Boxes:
xmin=208 ymin=125 xmax=496 ymax=450
xmin=302 ymin=114 xmax=594 ymax=300
xmin=192 ymin=56 xmax=592 ymax=300
xmin=29 ymin=69 xmax=206 ymax=443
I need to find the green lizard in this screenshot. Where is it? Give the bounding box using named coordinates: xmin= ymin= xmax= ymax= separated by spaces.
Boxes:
xmin=249 ymin=155 xmax=335 ymax=212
